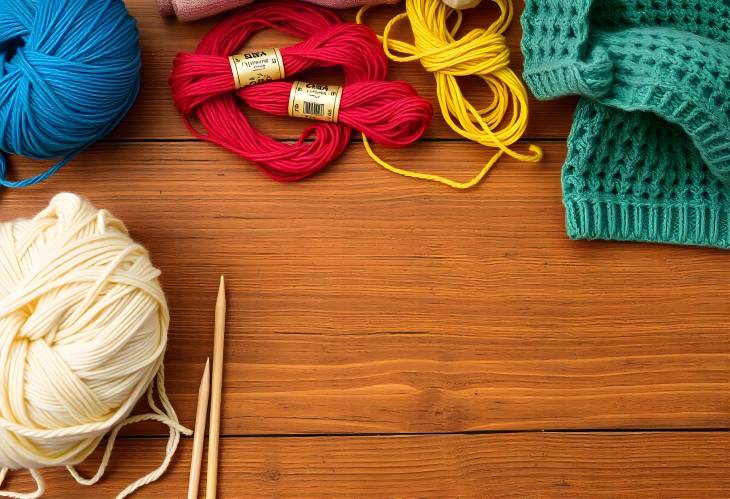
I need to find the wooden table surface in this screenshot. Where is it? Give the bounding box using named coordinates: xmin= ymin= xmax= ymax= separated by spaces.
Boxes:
xmin=3 ymin=1 xmax=729 ymax=497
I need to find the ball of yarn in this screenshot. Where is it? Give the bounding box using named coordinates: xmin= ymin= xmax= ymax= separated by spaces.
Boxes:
xmin=0 ymin=194 xmax=187 ymax=499
xmin=0 ymin=0 xmax=142 ymax=188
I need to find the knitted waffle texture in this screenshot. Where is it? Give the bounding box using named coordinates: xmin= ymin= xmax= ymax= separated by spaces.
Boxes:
xmin=521 ymin=0 xmax=730 ymax=249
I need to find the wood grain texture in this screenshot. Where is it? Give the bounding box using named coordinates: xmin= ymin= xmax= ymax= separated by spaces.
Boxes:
xmin=115 ymin=0 xmax=577 ymax=140
xmin=3 ymin=433 xmax=729 ymax=498
xmin=4 ymin=141 xmax=729 ymax=434
xmin=1 ymin=2 xmax=727 ymax=496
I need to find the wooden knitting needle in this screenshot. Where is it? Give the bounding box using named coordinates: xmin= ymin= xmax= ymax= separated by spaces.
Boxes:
xmin=187 ymin=358 xmax=210 ymax=499
xmin=206 ymin=276 xmax=226 ymax=499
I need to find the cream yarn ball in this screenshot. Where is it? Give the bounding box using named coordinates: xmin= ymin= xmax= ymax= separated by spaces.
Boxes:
xmin=0 ymin=194 xmax=189 ymax=499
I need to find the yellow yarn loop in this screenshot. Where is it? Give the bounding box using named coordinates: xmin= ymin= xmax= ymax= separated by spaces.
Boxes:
xmin=357 ymin=0 xmax=542 ymax=189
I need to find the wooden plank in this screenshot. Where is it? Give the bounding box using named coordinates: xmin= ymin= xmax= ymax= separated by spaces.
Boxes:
xmin=3 ymin=140 xmax=728 ymax=434
xmin=3 ymin=433 xmax=729 ymax=497
xmin=116 ymin=0 xmax=576 ymax=140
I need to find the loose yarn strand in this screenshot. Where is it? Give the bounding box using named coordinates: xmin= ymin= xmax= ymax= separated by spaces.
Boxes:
xmin=66 ymin=366 xmax=192 ymax=499
xmin=0 ymin=469 xmax=44 ymax=499
xmin=357 ymin=0 xmax=543 ymax=189
xmin=0 ymin=366 xmax=191 ymax=499
xmin=363 ymin=134 xmax=503 ymax=189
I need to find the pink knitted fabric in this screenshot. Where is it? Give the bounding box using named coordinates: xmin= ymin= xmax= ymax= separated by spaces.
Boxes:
xmin=157 ymin=0 xmax=395 ymax=22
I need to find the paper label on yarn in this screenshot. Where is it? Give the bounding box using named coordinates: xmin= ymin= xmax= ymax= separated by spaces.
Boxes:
xmin=229 ymin=48 xmax=285 ymax=89
xmin=287 ymin=81 xmax=343 ymax=123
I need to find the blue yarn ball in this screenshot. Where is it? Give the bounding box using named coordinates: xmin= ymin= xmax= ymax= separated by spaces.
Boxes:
xmin=0 ymin=0 xmax=141 ymax=188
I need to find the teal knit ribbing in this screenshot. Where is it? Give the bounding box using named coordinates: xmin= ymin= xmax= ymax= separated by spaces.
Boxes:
xmin=521 ymin=0 xmax=730 ymax=249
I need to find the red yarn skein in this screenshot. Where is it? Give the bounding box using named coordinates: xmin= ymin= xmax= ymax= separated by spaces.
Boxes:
xmin=240 ymin=81 xmax=432 ymax=148
xmin=171 ymin=21 xmax=389 ymax=114
xmin=170 ymin=0 xmax=433 ymax=182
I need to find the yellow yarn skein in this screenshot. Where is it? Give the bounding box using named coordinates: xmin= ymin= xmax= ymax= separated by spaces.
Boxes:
xmin=357 ymin=0 xmax=542 ymax=189
xmin=0 ymin=194 xmax=190 ymax=499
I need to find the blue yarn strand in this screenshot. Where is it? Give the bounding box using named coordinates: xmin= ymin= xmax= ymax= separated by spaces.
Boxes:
xmin=0 ymin=0 xmax=141 ymax=188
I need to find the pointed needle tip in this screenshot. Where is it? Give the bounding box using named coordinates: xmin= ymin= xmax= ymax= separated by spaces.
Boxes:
xmin=217 ymin=276 xmax=226 ymax=301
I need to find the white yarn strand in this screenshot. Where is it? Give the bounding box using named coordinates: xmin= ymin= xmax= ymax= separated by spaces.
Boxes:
xmin=67 ymin=366 xmax=192 ymax=499
xmin=0 ymin=193 xmax=190 ymax=498
xmin=0 ymin=468 xmax=44 ymax=499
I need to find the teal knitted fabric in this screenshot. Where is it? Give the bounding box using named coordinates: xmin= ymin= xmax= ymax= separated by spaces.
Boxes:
xmin=521 ymin=0 xmax=730 ymax=249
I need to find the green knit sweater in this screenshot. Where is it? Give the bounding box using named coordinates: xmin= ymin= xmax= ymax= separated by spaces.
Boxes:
xmin=521 ymin=0 xmax=730 ymax=249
